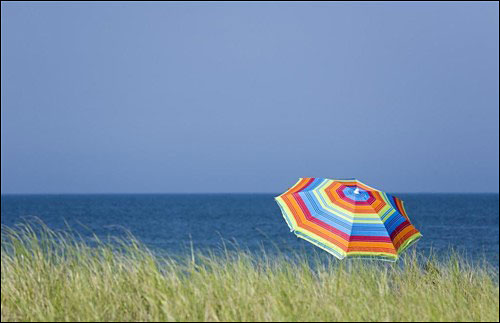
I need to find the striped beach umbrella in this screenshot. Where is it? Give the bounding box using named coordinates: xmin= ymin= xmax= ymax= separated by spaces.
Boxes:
xmin=275 ymin=178 xmax=422 ymax=261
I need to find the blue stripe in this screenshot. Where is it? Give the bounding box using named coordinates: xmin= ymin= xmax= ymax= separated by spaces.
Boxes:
xmin=300 ymin=191 xmax=352 ymax=233
xmin=385 ymin=214 xmax=406 ymax=234
xmin=303 ymin=178 xmax=326 ymax=191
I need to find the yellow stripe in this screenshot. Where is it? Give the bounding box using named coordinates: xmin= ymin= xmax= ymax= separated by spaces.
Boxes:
xmin=295 ymin=229 xmax=347 ymax=258
xmin=397 ymin=232 xmax=422 ymax=254
xmin=345 ymin=251 xmax=398 ymax=261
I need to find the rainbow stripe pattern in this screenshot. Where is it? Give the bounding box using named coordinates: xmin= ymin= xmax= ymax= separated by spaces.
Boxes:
xmin=275 ymin=178 xmax=422 ymax=261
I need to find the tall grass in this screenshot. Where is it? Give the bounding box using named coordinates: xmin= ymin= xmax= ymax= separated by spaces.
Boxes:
xmin=1 ymin=222 xmax=498 ymax=322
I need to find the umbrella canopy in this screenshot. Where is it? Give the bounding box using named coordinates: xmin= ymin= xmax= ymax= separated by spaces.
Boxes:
xmin=275 ymin=178 xmax=422 ymax=261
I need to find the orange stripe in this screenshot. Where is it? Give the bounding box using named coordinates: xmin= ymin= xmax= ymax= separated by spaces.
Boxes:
xmin=369 ymin=191 xmax=387 ymax=213
xmin=395 ymin=229 xmax=419 ymax=250
xmin=393 ymin=225 xmax=415 ymax=246
xmin=399 ymin=199 xmax=409 ymax=219
xmin=332 ymin=196 xmax=377 ymax=212
xmin=287 ymin=178 xmax=313 ymax=194
xmin=348 ymin=241 xmax=395 ymax=249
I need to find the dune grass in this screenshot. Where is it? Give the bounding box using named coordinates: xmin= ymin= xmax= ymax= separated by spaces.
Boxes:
xmin=1 ymin=223 xmax=499 ymax=322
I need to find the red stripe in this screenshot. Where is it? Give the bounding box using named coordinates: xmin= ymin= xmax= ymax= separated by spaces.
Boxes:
xmin=347 ymin=247 xmax=397 ymax=254
xmin=395 ymin=229 xmax=419 ymax=249
xmin=348 ymin=236 xmax=392 ymax=243
xmin=390 ymin=221 xmax=410 ymax=240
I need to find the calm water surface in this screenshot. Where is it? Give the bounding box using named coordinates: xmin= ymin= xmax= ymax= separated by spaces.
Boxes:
xmin=1 ymin=193 xmax=498 ymax=265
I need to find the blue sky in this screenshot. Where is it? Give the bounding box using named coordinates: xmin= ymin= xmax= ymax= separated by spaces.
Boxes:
xmin=1 ymin=2 xmax=499 ymax=193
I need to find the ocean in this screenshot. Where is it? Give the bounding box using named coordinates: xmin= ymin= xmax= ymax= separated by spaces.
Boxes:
xmin=1 ymin=193 xmax=499 ymax=266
